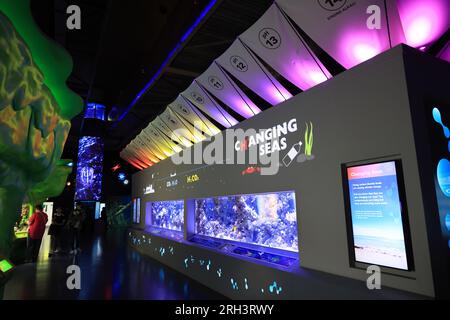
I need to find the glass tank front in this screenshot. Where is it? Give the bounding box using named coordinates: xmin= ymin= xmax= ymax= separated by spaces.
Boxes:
xmin=195 ymin=191 xmax=298 ymax=252
xmin=146 ymin=200 xmax=184 ymax=232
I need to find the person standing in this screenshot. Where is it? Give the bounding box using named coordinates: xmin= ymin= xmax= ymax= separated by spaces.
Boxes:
xmin=27 ymin=204 xmax=48 ymax=263
xmin=68 ymin=204 xmax=85 ymax=254
xmin=48 ymin=207 xmax=66 ymax=256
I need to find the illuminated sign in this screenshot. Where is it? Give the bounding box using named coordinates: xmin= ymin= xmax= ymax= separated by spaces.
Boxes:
xmin=234 ymin=118 xmax=298 ymax=157
xmin=187 ymin=174 xmax=200 ymax=184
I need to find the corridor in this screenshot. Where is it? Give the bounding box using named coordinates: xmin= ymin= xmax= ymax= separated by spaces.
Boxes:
xmin=3 ymin=229 xmax=226 ymax=300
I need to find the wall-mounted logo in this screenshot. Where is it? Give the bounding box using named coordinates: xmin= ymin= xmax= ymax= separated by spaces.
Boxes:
xmin=230 ymin=56 xmax=248 ymax=72
xmin=259 ymin=28 xmax=281 ymax=49
xmin=208 ymin=76 xmax=224 ymax=90
xmin=318 ymin=0 xmax=347 ymax=11
xmin=234 ymin=118 xmax=298 ymax=157
xmin=144 ymin=184 xmax=155 ymax=195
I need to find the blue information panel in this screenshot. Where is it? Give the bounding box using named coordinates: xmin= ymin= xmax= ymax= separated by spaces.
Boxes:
xmin=346 ymin=161 xmax=410 ymax=270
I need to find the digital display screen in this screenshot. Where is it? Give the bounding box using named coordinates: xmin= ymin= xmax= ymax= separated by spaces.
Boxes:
xmin=195 ymin=191 xmax=298 ymax=252
xmin=75 ymin=136 xmax=104 ymax=201
xmin=345 ymin=161 xmax=410 ymax=270
xmin=146 ymin=200 xmax=184 ymax=232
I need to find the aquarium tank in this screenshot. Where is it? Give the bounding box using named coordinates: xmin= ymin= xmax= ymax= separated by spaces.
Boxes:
xmin=195 ymin=191 xmax=298 ymax=252
xmin=146 ymin=200 xmax=184 ymax=232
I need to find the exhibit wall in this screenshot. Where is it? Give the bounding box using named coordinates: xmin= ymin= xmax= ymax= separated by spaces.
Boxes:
xmin=129 ymin=46 xmax=450 ymax=299
xmin=0 ymin=2 xmax=82 ymax=257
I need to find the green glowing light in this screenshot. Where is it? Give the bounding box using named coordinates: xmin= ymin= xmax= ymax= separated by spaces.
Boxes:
xmin=0 ymin=259 xmax=13 ymax=273
xmin=0 ymin=0 xmax=83 ymax=119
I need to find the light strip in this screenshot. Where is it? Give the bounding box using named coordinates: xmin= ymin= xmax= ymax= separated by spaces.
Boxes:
xmin=116 ymin=0 xmax=218 ymax=123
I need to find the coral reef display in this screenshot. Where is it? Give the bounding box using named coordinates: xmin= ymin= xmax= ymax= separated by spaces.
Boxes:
xmin=149 ymin=200 xmax=184 ymax=232
xmin=195 ymin=192 xmax=298 ymax=252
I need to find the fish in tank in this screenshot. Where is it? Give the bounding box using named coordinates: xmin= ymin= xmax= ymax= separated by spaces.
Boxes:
xmin=195 ymin=191 xmax=298 ymax=252
xmin=148 ymin=200 xmax=184 ymax=232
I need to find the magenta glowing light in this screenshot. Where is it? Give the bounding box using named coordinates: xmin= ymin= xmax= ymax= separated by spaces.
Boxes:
xmin=397 ymin=0 xmax=450 ymax=48
xmin=352 ymin=43 xmax=378 ymax=62
xmin=438 ymin=42 xmax=450 ymax=63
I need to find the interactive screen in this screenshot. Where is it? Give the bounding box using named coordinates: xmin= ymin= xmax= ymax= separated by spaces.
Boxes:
xmin=75 ymin=136 xmax=104 ymax=201
xmin=195 ymin=191 xmax=298 ymax=252
xmin=146 ymin=200 xmax=184 ymax=232
xmin=345 ymin=161 xmax=411 ymax=270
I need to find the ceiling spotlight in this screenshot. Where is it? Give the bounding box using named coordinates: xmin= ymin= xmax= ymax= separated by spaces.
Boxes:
xmin=66 ymin=182 xmax=71 ymax=186
xmin=123 ymin=179 xmax=129 ymax=185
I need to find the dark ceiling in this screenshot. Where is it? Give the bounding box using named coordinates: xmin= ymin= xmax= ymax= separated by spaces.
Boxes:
xmin=30 ymin=0 xmax=273 ymax=159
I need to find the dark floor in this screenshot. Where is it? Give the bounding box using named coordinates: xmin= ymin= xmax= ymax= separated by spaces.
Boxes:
xmin=3 ymin=227 xmax=226 ymax=300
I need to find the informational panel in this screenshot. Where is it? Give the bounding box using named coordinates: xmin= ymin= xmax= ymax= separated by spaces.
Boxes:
xmin=344 ymin=161 xmax=411 ymax=270
xmin=75 ymin=136 xmax=104 ymax=201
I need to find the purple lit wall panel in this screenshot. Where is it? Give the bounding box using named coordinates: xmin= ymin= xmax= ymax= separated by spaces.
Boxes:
xmin=239 ymin=4 xmax=331 ymax=90
xmin=276 ymin=0 xmax=406 ymax=69
xmin=182 ymin=80 xmax=238 ymax=128
xmin=196 ymin=62 xmax=261 ymax=119
xmin=216 ymin=39 xmax=292 ymax=106
xmin=438 ymin=42 xmax=450 ymax=63
xmin=397 ymin=0 xmax=450 ymax=48
xmin=75 ymin=136 xmax=104 ymax=201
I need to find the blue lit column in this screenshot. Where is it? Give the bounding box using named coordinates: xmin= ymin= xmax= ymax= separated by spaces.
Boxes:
xmin=75 ymin=103 xmax=107 ymax=201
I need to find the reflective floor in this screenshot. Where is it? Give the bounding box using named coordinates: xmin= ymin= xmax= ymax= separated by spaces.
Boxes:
xmin=3 ymin=227 xmax=226 ymax=300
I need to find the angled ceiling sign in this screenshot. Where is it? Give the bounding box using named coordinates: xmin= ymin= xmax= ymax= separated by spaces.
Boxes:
xmin=239 ymin=3 xmax=331 ymax=90
xmin=275 ymin=0 xmax=406 ymax=69
xmin=216 ymin=39 xmax=292 ymax=106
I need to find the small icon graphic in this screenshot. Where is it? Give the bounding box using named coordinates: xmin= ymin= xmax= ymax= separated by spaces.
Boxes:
xmin=259 ymin=28 xmax=281 ymax=49
xmin=283 ymin=142 xmax=302 ymax=167
xmin=144 ymin=184 xmax=155 ymax=194
xmin=318 ymin=0 xmax=347 ymax=11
